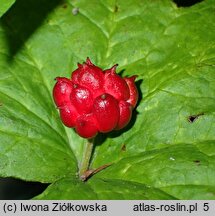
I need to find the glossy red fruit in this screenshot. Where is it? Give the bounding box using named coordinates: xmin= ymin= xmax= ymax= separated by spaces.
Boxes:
xmin=71 ymin=58 xmax=104 ymax=98
xmin=53 ymin=77 xmax=73 ymax=107
xmin=76 ymin=114 xmax=98 ymax=138
xmin=93 ymin=94 xmax=119 ymax=132
xmin=53 ymin=58 xmax=138 ymax=138
xmin=70 ymin=85 xmax=93 ymax=114
xmin=115 ymin=101 xmax=132 ymax=130
xmin=104 ymin=65 xmax=130 ymax=101
xmin=124 ymin=76 xmax=139 ymax=108
xmin=59 ymin=105 xmax=78 ymax=128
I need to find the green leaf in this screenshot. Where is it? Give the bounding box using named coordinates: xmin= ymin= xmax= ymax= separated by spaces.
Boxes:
xmin=0 ymin=0 xmax=215 ymax=199
xmin=34 ymin=176 xmax=175 ymax=200
xmin=96 ymin=144 xmax=215 ymax=199
xmin=0 ymin=0 xmax=15 ymax=18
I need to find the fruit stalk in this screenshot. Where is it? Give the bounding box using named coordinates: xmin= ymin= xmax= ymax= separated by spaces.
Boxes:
xmin=79 ymin=138 xmax=94 ymax=180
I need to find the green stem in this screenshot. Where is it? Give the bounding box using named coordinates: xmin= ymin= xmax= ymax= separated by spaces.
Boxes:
xmin=79 ymin=138 xmax=94 ymax=180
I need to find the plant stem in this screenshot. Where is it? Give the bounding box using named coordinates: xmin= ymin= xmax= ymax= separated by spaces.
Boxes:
xmin=79 ymin=138 xmax=94 ymax=181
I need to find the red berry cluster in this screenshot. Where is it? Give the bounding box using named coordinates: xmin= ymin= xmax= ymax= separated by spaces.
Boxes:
xmin=53 ymin=58 xmax=138 ymax=138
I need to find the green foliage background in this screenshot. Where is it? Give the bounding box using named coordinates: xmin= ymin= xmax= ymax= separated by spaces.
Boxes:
xmin=0 ymin=0 xmax=214 ymax=199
